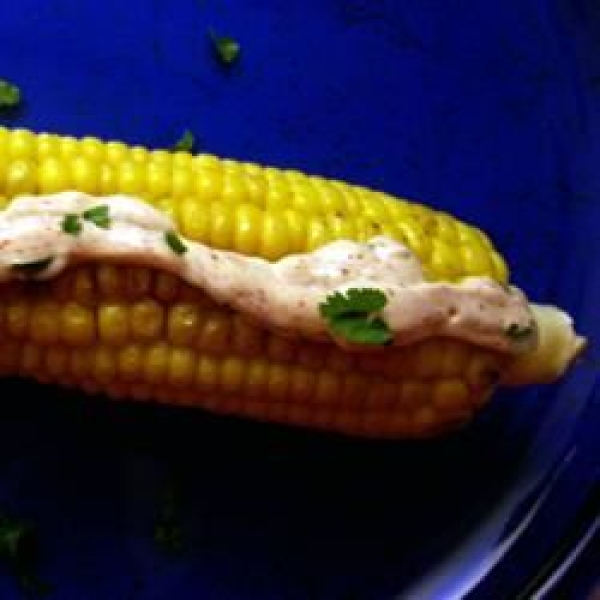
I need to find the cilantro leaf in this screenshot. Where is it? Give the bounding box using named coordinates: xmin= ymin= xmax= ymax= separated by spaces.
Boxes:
xmin=320 ymin=288 xmax=388 ymax=319
xmin=153 ymin=479 xmax=184 ymax=555
xmin=82 ymin=204 xmax=111 ymax=229
xmin=0 ymin=511 xmax=48 ymax=595
xmin=61 ymin=213 xmax=82 ymax=236
xmin=0 ymin=79 xmax=21 ymax=111
xmin=319 ymin=288 xmax=393 ymax=346
xmin=209 ymin=30 xmax=240 ymax=65
xmin=328 ymin=315 xmax=392 ymax=345
xmin=171 ymin=129 xmax=196 ymax=153
xmin=165 ymin=230 xmax=188 ymax=255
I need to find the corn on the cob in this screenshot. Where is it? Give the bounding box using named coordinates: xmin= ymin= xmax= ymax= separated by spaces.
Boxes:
xmin=0 ymin=127 xmax=584 ymax=438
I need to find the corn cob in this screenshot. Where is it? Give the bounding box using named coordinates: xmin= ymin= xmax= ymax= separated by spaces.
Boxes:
xmin=0 ymin=127 xmax=584 ymax=438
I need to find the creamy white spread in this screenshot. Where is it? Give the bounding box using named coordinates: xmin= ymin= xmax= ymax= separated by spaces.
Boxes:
xmin=0 ymin=192 xmax=537 ymax=354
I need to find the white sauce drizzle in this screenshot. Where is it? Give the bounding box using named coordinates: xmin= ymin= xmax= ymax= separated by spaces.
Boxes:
xmin=0 ymin=192 xmax=536 ymax=354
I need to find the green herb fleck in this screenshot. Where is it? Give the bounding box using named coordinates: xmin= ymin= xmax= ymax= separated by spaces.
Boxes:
xmin=165 ymin=230 xmax=187 ymax=255
xmin=505 ymin=322 xmax=535 ymax=341
xmin=0 ymin=516 xmax=37 ymax=566
xmin=0 ymin=79 xmax=21 ymax=111
xmin=319 ymin=288 xmax=393 ymax=346
xmin=0 ymin=512 xmax=48 ymax=595
xmin=82 ymin=204 xmax=111 ymax=229
xmin=11 ymin=257 xmax=53 ymax=275
xmin=172 ymin=129 xmax=196 ymax=153
xmin=154 ymin=481 xmax=184 ymax=555
xmin=61 ymin=213 xmax=82 ymax=236
xmin=209 ymin=30 xmax=240 ymax=65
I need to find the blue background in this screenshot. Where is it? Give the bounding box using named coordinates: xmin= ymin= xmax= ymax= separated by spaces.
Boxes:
xmin=0 ymin=0 xmax=598 ymax=598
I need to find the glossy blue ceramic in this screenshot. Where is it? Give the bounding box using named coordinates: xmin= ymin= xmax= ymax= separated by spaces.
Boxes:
xmin=0 ymin=1 xmax=598 ymax=598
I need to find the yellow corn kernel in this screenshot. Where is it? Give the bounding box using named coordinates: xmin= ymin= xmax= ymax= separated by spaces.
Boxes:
xmin=70 ymin=349 xmax=91 ymax=380
xmin=412 ymin=405 xmax=437 ymax=432
xmin=130 ymin=146 xmax=150 ymax=164
xmin=180 ymin=196 xmax=208 ymax=241
xmin=6 ymin=159 xmax=36 ymax=196
xmin=93 ymin=346 xmax=116 ymax=382
xmin=8 ymin=129 xmax=36 ymax=159
xmin=432 ymin=379 xmax=470 ymax=412
xmin=168 ymin=347 xmax=196 ymax=388
xmin=400 ymin=380 xmax=430 ymax=409
xmin=72 ymin=268 xmax=96 ymax=305
xmin=80 ymin=137 xmax=105 ymax=162
xmin=59 ymin=136 xmax=80 ymax=159
xmin=0 ymin=342 xmax=19 ymax=374
xmin=105 ymin=141 xmax=129 ymax=164
xmin=144 ymin=342 xmax=170 ymax=385
xmin=123 ymin=267 xmax=152 ymax=299
xmin=117 ymin=345 xmax=143 ymax=382
xmin=45 ymin=346 xmax=69 ymax=379
xmin=131 ymin=300 xmax=164 ymax=341
xmin=21 ymin=343 xmax=42 ymax=373
xmin=340 ymin=372 xmax=368 ymax=406
xmin=289 ymin=366 xmax=315 ymax=402
xmin=313 ymin=370 xmax=341 ymax=405
xmin=153 ymin=272 xmax=180 ymax=303
xmin=245 ymin=358 xmax=269 ymax=397
xmin=197 ymin=312 xmax=231 ymax=353
xmin=167 ymin=304 xmax=200 ymax=346
xmin=260 ymin=212 xmax=290 ymax=259
xmin=117 ymin=161 xmax=146 ymax=196
xmin=97 ymin=264 xmax=124 ymax=298
xmin=233 ymin=203 xmax=263 ymax=255
xmin=172 ymin=166 xmax=194 ymax=197
xmin=6 ymin=302 xmax=29 ymax=338
xmin=99 ymin=305 xmax=130 ymax=345
xmin=365 ymin=380 xmax=397 ymax=409
xmin=220 ymin=356 xmax=245 ymax=394
xmin=147 ymin=162 xmax=171 ymax=200
xmin=222 ymin=173 xmax=250 ymax=206
xmin=414 ymin=341 xmax=444 ymax=379
xmin=38 ymin=156 xmax=69 ymax=194
xmin=267 ymin=363 xmax=289 ymax=398
xmin=70 ymin=155 xmax=100 ymax=193
xmin=60 ymin=303 xmax=95 ymax=345
xmin=208 ymin=205 xmax=233 ymax=249
xmin=99 ymin=164 xmax=117 ymax=195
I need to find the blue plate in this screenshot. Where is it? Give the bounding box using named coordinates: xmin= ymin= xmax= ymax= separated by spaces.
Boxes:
xmin=0 ymin=1 xmax=598 ymax=598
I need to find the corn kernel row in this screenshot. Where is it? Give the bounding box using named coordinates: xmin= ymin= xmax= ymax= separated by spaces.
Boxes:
xmin=0 ymin=127 xmax=507 ymax=282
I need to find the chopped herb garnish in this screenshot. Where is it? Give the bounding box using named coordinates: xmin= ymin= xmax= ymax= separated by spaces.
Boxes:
xmin=154 ymin=519 xmax=183 ymax=555
xmin=153 ymin=480 xmax=184 ymax=555
xmin=0 ymin=79 xmax=21 ymax=111
xmin=319 ymin=288 xmax=393 ymax=346
xmin=505 ymin=322 xmax=535 ymax=341
xmin=82 ymin=204 xmax=111 ymax=229
xmin=0 ymin=512 xmax=48 ymax=595
xmin=61 ymin=213 xmax=82 ymax=236
xmin=171 ymin=129 xmax=196 ymax=153
xmin=165 ymin=230 xmax=188 ymax=255
xmin=11 ymin=257 xmax=53 ymax=275
xmin=0 ymin=515 xmax=37 ymax=566
xmin=209 ymin=30 xmax=240 ymax=65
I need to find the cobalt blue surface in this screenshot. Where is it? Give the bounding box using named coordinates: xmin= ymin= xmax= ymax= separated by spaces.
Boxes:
xmin=0 ymin=1 xmax=598 ymax=598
